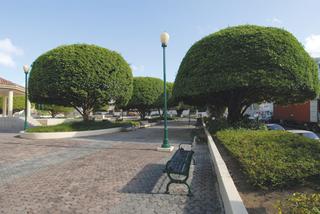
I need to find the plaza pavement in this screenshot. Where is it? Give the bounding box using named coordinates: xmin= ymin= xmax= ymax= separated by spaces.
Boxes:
xmin=0 ymin=121 xmax=223 ymax=214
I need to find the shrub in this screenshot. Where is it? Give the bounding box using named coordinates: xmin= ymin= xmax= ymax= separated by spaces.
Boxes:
xmin=206 ymin=117 xmax=266 ymax=133
xmin=29 ymin=44 xmax=133 ymax=121
xmin=173 ymin=25 xmax=319 ymax=122
xmin=278 ymin=193 xmax=320 ymax=214
xmin=216 ymin=130 xmax=320 ymax=189
xmin=26 ymin=120 xmax=138 ymax=132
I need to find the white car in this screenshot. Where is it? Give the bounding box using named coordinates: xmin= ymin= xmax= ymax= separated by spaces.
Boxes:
xmin=266 ymin=123 xmax=285 ymax=131
xmin=288 ymin=130 xmax=320 ymax=141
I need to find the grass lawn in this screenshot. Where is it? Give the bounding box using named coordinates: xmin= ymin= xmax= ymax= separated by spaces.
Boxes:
xmin=26 ymin=120 xmax=139 ymax=133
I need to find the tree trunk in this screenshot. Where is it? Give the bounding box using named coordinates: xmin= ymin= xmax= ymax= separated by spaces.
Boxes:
xmin=82 ymin=108 xmax=92 ymax=121
xmin=227 ymin=103 xmax=243 ymax=124
xmin=208 ymin=105 xmax=226 ymax=119
xmin=82 ymin=113 xmax=90 ymax=121
xmin=177 ymin=109 xmax=184 ymax=117
xmin=51 ymin=111 xmax=57 ymax=118
xmin=140 ymin=111 xmax=146 ymax=120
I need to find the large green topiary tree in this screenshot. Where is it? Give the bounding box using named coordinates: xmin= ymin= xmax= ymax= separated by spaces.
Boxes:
xmin=173 ymin=25 xmax=319 ymax=122
xmin=127 ymin=77 xmax=163 ymax=119
xmin=155 ymin=82 xmax=174 ymax=116
xmin=29 ymin=44 xmax=133 ymax=121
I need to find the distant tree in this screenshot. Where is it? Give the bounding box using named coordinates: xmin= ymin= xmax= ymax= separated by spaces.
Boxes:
xmin=127 ymin=77 xmax=163 ymax=119
xmin=155 ymin=82 xmax=174 ymax=116
xmin=36 ymin=104 xmax=73 ymax=118
xmin=28 ymin=44 xmax=133 ymax=121
xmin=173 ymin=25 xmax=319 ymax=122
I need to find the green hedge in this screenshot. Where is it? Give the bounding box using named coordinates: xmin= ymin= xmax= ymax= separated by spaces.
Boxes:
xmin=278 ymin=193 xmax=320 ymax=214
xmin=206 ymin=117 xmax=267 ymax=133
xmin=26 ymin=120 xmax=139 ymax=133
xmin=216 ymin=130 xmax=320 ymax=189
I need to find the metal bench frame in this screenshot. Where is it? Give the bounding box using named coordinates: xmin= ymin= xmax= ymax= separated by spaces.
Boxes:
xmin=164 ymin=144 xmax=194 ymax=196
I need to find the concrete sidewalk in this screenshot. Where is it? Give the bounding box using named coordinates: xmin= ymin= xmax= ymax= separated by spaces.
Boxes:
xmin=0 ymin=121 xmax=223 ymax=213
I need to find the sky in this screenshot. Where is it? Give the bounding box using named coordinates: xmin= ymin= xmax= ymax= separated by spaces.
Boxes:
xmin=0 ymin=0 xmax=320 ymax=86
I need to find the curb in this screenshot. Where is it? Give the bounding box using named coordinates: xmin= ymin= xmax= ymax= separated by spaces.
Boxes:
xmin=19 ymin=121 xmax=161 ymax=140
xmin=19 ymin=127 xmax=126 ymax=140
xmin=203 ymin=122 xmax=248 ymax=214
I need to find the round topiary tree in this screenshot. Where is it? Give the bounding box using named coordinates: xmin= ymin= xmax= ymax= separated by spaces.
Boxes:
xmin=173 ymin=25 xmax=319 ymax=122
xmin=127 ymin=77 xmax=163 ymax=119
xmin=29 ymin=44 xmax=133 ymax=121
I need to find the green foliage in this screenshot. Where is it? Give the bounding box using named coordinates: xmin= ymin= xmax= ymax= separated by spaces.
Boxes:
xmin=174 ymin=25 xmax=319 ymax=122
xmin=207 ymin=117 xmax=266 ymax=133
xmin=278 ymin=193 xmax=320 ymax=214
xmin=0 ymin=96 xmax=25 ymax=113
xmin=36 ymin=104 xmax=73 ymax=118
xmin=216 ymin=130 xmax=320 ymax=189
xmin=26 ymin=120 xmax=139 ymax=132
xmin=127 ymin=77 xmax=163 ymax=119
xmin=175 ymin=101 xmax=193 ymax=117
xmin=28 ymin=44 xmax=133 ymax=121
xmin=154 ymin=82 xmax=174 ymax=114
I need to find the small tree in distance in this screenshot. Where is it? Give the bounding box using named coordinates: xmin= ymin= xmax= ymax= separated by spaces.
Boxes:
xmin=127 ymin=77 xmax=163 ymax=119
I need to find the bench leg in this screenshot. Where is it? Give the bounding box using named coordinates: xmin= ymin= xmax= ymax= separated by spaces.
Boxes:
xmin=184 ymin=182 xmax=192 ymax=197
xmin=165 ymin=181 xmax=173 ymax=194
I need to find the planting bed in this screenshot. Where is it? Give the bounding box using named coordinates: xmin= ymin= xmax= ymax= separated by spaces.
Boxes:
xmin=214 ymin=130 xmax=320 ymax=213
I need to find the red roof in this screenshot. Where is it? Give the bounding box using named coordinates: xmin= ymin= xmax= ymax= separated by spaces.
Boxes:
xmin=0 ymin=77 xmax=17 ymax=86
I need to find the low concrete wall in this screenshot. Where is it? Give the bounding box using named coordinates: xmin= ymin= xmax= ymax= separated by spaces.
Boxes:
xmin=36 ymin=118 xmax=69 ymax=126
xmin=20 ymin=127 xmax=127 ymax=140
xmin=203 ymin=123 xmax=248 ymax=214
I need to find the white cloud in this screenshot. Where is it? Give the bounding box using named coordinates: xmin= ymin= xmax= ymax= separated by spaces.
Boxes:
xmin=271 ymin=17 xmax=282 ymax=24
xmin=0 ymin=52 xmax=15 ymax=68
xmin=305 ymin=34 xmax=320 ymax=58
xmin=0 ymin=38 xmax=23 ymax=68
xmin=130 ymin=64 xmax=145 ymax=72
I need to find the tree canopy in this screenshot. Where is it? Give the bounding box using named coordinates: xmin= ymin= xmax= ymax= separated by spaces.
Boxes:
xmin=173 ymin=25 xmax=319 ymax=122
xmin=28 ymin=44 xmax=133 ymax=120
xmin=127 ymin=77 xmax=163 ymax=119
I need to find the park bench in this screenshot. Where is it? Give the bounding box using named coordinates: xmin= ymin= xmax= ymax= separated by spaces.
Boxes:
xmin=164 ymin=143 xmax=194 ymax=196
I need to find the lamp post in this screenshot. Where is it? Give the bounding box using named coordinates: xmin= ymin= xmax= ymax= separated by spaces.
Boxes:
xmin=23 ymin=64 xmax=30 ymax=130
xmin=157 ymin=32 xmax=174 ymax=152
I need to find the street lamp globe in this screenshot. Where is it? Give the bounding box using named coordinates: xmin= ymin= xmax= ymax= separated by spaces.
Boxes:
xmin=160 ymin=32 xmax=170 ymax=46
xmin=23 ymin=64 xmax=30 ymax=74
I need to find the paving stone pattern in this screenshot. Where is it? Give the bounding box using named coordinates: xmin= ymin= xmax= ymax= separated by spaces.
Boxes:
xmin=0 ymin=121 xmax=223 ymax=213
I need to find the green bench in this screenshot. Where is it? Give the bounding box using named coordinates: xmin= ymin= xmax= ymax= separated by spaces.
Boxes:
xmin=164 ymin=144 xmax=194 ymax=196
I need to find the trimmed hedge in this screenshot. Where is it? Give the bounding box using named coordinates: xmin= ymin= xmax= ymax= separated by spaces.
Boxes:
xmin=206 ymin=117 xmax=267 ymax=133
xmin=216 ymin=130 xmax=320 ymax=189
xmin=278 ymin=193 xmax=320 ymax=214
xmin=26 ymin=120 xmax=139 ymax=133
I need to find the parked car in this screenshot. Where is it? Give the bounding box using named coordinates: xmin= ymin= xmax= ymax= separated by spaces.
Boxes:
xmin=266 ymin=123 xmax=285 ymax=131
xmin=288 ymin=130 xmax=320 ymax=141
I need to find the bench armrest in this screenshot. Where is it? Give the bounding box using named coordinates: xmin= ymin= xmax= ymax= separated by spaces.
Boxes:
xmin=179 ymin=143 xmax=193 ymax=150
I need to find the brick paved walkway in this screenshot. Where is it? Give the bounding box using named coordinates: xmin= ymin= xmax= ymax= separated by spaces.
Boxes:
xmin=0 ymin=121 xmax=223 ymax=214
